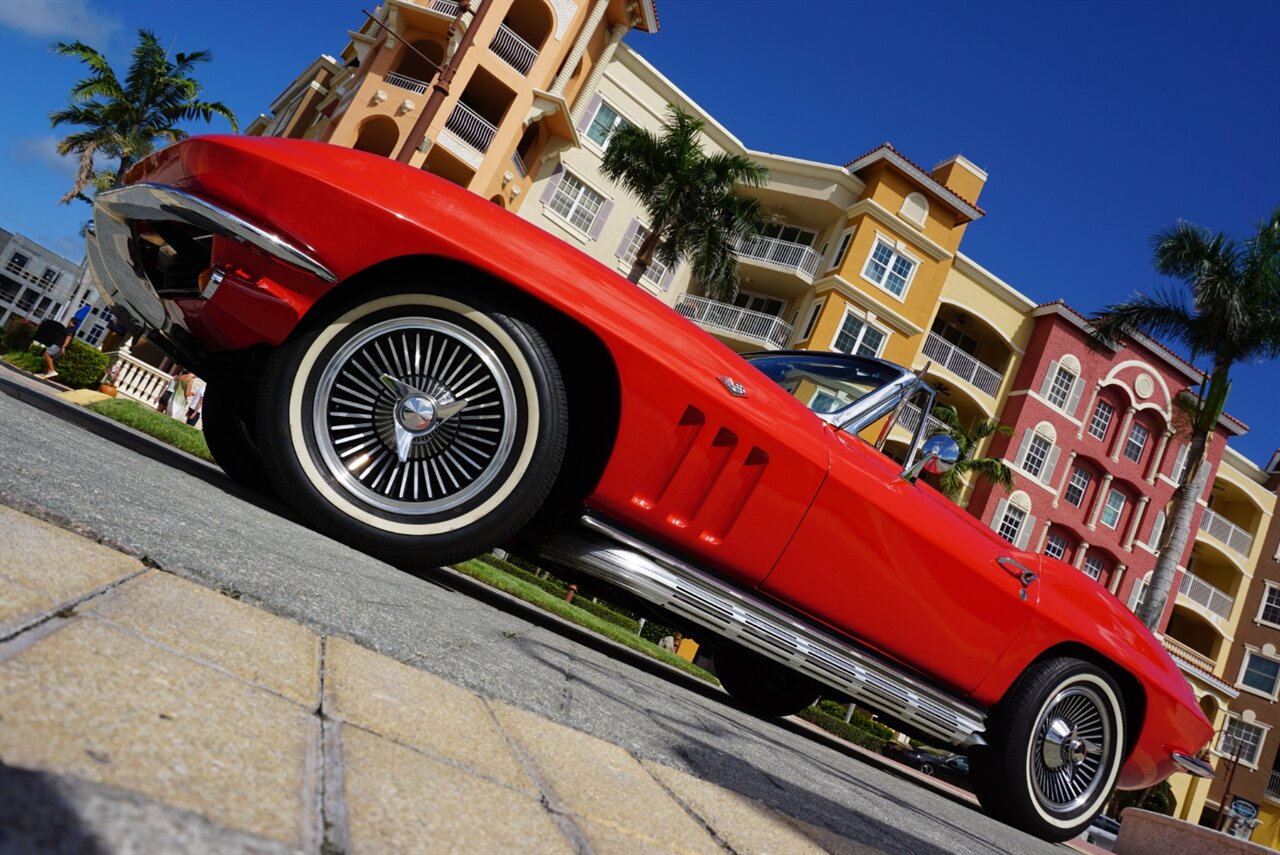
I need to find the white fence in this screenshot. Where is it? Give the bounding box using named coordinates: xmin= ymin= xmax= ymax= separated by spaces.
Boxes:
xmin=733 ymin=235 xmax=824 ymax=281
xmin=674 ymin=294 xmax=792 ymax=349
xmin=1199 ymin=506 xmax=1254 ymax=557
xmin=489 ymin=23 xmax=538 ymax=74
xmin=921 ymin=332 xmax=1003 ymax=397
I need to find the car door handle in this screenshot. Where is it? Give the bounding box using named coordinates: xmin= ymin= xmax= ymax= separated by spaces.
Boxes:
xmin=997 ymin=557 xmax=1038 ymax=587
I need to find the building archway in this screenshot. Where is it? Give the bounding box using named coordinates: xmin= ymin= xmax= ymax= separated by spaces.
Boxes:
xmin=353 ymin=116 xmax=399 ymax=157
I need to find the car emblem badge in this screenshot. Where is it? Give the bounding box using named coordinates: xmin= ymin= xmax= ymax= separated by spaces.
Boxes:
xmin=718 ymin=376 xmax=747 ymax=397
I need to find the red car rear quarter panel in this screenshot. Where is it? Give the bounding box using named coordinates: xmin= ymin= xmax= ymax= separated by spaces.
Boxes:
xmin=974 ymin=559 xmax=1212 ymax=788
xmin=131 ymin=136 xmax=831 ymax=585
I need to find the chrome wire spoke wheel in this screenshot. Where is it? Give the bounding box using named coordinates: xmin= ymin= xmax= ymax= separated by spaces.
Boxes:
xmin=313 ymin=317 xmax=517 ymax=515
xmin=1028 ymin=684 xmax=1113 ymax=815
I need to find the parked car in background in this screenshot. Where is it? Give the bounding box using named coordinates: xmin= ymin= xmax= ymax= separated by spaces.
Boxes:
xmin=87 ymin=136 xmax=1215 ymax=842
xmin=888 ymin=747 xmax=971 ymax=789
xmin=1084 ymin=814 xmax=1120 ymax=850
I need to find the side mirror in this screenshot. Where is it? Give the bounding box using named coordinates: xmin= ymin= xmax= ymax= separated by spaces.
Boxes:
xmin=900 ymin=434 xmax=960 ymax=482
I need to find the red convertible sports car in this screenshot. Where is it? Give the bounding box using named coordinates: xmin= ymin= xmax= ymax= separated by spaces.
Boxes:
xmin=86 ymin=136 xmax=1213 ymax=841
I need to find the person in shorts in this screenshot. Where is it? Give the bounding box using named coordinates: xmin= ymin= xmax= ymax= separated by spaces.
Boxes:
xmin=38 ymin=316 xmax=78 ymax=380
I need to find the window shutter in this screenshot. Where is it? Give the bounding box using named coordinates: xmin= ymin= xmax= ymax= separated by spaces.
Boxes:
xmin=1066 ymin=376 xmax=1085 ymax=416
xmin=1042 ymin=446 xmax=1061 ymax=485
xmin=1149 ymin=511 xmax=1166 ymax=547
xmin=659 ymin=263 xmax=675 ymax=292
xmin=1172 ymin=445 xmax=1188 ymax=482
xmin=588 ymin=198 xmax=613 ymax=240
xmin=990 ymin=499 xmax=1008 ymax=534
xmin=615 ymin=219 xmax=639 ymax=260
xmin=1039 ymin=360 xmax=1059 ymax=398
xmin=1014 ymin=430 xmax=1033 ymax=469
xmin=539 ymin=163 xmax=565 ymax=205
xmin=1015 ymin=514 xmax=1036 ymax=550
xmin=576 ymin=93 xmax=602 ymax=134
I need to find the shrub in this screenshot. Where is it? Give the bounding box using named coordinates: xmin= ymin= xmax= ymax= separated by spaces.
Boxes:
xmin=1112 ymin=780 xmax=1176 ymax=816
xmin=3 ymin=317 xmax=36 ymax=352
xmin=798 ymin=706 xmax=888 ymax=753
xmin=814 ymin=700 xmax=896 ymax=741
xmin=570 ymin=598 xmax=640 ymax=633
xmin=56 ymin=340 xmax=111 ymax=389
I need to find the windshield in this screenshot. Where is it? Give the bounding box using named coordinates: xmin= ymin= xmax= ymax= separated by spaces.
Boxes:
xmin=744 ymin=352 xmax=906 ymax=416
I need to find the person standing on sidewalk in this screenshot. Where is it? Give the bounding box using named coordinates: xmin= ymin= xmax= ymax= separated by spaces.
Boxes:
xmin=167 ymin=367 xmax=195 ymax=420
xmin=38 ymin=316 xmax=79 ymax=380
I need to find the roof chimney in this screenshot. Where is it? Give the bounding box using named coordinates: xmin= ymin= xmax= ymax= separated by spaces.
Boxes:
xmin=931 ymin=154 xmax=987 ymax=206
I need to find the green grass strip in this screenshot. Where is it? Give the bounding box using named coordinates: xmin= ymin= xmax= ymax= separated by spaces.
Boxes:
xmin=87 ymin=397 xmax=215 ymax=463
xmin=455 ymin=557 xmax=718 ymax=685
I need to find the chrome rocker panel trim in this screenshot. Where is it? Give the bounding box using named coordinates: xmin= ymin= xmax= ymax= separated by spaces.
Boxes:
xmin=86 ymin=183 xmax=335 ymax=334
xmin=542 ymin=514 xmax=988 ymax=748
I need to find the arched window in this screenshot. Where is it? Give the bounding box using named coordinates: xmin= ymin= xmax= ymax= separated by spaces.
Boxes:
xmin=992 ymin=490 xmax=1035 ymax=548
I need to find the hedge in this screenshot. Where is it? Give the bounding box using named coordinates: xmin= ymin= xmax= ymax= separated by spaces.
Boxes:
xmin=815 ymin=700 xmax=896 ymax=741
xmin=798 ymin=706 xmax=889 ymax=752
xmin=3 ymin=317 xmax=36 ymax=352
xmin=55 ymin=340 xmax=111 ymax=389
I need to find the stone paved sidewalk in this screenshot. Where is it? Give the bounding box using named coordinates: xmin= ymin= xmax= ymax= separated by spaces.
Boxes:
xmin=0 ymin=503 xmax=882 ymax=854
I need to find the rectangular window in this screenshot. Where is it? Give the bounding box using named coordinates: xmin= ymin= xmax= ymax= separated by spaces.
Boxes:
xmin=931 ymin=318 xmax=979 ymax=356
xmin=829 ymin=230 xmax=853 ymax=270
xmin=1083 ymin=555 xmax=1104 ymax=580
xmin=1088 ymin=400 xmax=1115 ymax=440
xmin=620 ymin=224 xmax=668 ymax=286
xmin=1124 ymin=423 xmax=1150 ymax=462
xmin=1100 ymin=488 xmax=1126 ymax=529
xmin=860 ymin=239 xmax=916 ymax=297
xmin=586 ymin=101 xmax=627 ymax=148
xmin=760 ymin=223 xmax=818 ymax=247
xmin=1047 ymin=366 xmax=1076 ymax=408
xmin=1065 ymin=468 xmax=1091 ymax=507
xmin=1022 ymin=435 xmax=1052 ymax=478
xmin=800 ymin=299 xmax=825 ymax=342
xmin=1044 ymin=533 xmax=1067 ymax=560
xmin=548 ymin=172 xmax=606 ymax=234
xmin=1260 ymin=584 xmax=1280 ymax=626
xmin=39 ymin=268 xmax=59 ymax=287
xmin=997 ymin=506 xmax=1026 ymax=544
xmin=1218 ymin=717 xmax=1265 ymax=767
xmin=5 ymin=252 xmax=30 ymax=274
xmin=831 ymin=313 xmax=886 ymax=358
xmin=1241 ymin=651 xmax=1280 ymax=697
xmin=83 ymin=324 xmax=103 ymax=346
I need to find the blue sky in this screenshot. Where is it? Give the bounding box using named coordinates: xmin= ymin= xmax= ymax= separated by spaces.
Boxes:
xmin=1 ymin=0 xmax=1276 ymax=464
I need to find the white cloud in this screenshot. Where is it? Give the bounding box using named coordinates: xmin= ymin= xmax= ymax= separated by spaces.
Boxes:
xmin=15 ymin=136 xmax=79 ymax=180
xmin=0 ymin=0 xmax=123 ymax=44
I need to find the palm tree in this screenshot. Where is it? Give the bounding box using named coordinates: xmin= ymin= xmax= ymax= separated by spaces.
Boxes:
xmin=925 ymin=404 xmax=1015 ymax=503
xmin=1089 ymin=209 xmax=1280 ymax=631
xmin=50 ymin=29 xmax=238 ymax=205
xmin=600 ymin=104 xmax=768 ymax=300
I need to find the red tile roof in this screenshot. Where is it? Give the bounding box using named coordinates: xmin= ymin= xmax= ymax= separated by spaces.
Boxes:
xmin=843 ymin=143 xmax=985 ymax=215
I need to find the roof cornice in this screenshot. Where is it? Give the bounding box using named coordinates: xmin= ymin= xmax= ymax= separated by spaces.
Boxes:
xmin=953 ymin=253 xmax=1036 ymax=311
xmin=845 ymin=146 xmax=984 ymax=223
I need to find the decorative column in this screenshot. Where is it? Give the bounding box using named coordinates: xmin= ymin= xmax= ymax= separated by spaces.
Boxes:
xmin=549 ymin=0 xmax=610 ymax=96
xmin=1124 ymin=497 xmax=1149 ymax=550
xmin=1077 ymin=384 xmax=1101 ymax=439
xmin=1087 ymin=474 xmax=1114 ymax=529
xmin=1075 ymin=542 xmax=1091 ymax=568
xmin=1052 ymin=451 xmax=1077 ymax=508
xmin=1110 ymin=564 xmax=1126 ymax=595
xmin=1147 ymin=429 xmax=1173 ymax=483
xmin=568 ymin=24 xmax=627 ymax=125
xmin=1110 ymin=406 xmax=1136 ymax=461
xmin=1036 ymin=519 xmax=1053 ymax=552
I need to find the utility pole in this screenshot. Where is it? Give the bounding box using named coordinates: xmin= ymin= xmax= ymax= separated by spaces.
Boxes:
xmin=395 ymin=0 xmax=497 ymax=164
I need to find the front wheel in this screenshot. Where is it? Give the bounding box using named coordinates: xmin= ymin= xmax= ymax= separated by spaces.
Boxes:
xmin=970 ymin=657 xmax=1126 ymax=842
xmin=256 ymin=288 xmax=568 ymax=567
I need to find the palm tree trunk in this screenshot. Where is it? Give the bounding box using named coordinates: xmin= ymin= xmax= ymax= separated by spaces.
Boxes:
xmin=1135 ymin=427 xmax=1211 ymax=630
xmin=627 ymin=229 xmax=658 ymax=284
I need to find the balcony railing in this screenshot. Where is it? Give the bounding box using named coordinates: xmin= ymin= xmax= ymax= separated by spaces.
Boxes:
xmin=3 ymin=262 xmax=58 ymax=289
xmin=424 ymin=0 xmax=461 ymax=15
xmin=675 ymin=294 xmax=792 ymax=349
xmin=897 ymin=402 xmax=950 ymax=438
xmin=733 ymin=235 xmax=825 ymax=281
xmin=921 ymin=332 xmax=1003 ymax=397
xmin=489 ymin=23 xmax=538 ymax=75
xmin=510 ymin=152 xmax=528 ymax=179
xmin=1268 ymin=770 xmax=1280 ymax=800
xmin=1178 ymin=572 xmax=1234 ymax=621
xmin=1199 ymin=506 xmax=1254 ymax=558
xmin=443 ymin=101 xmax=498 ymax=155
xmin=385 ymin=71 xmax=429 ymax=95
xmin=1161 ymin=635 xmax=1216 ymax=674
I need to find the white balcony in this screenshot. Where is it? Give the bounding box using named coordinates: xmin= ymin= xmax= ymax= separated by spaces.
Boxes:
xmin=1177 ymin=572 xmax=1234 ymax=622
xmin=489 ymin=23 xmax=538 ymax=75
xmin=896 ymin=402 xmax=950 ymax=438
xmin=675 ymin=294 xmax=792 ymax=350
xmin=1199 ymin=506 xmax=1254 ymax=558
xmin=385 ymin=71 xmax=429 ymax=95
xmin=1268 ymin=770 xmax=1280 ymax=800
xmin=733 ymin=235 xmax=825 ymax=282
xmin=921 ymin=332 xmax=1003 ymax=398
xmin=1160 ymin=635 xmax=1216 ymax=675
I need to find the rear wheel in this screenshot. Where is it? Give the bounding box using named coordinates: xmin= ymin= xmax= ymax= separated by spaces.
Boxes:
xmin=201 ymin=380 xmax=273 ymax=495
xmin=256 ymin=287 xmax=567 ymax=566
xmin=716 ymin=647 xmax=822 ymax=717
xmin=970 ymin=657 xmax=1125 ymax=841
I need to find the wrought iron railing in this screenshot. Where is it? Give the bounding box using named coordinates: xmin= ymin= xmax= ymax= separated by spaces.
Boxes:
xmin=921 ymin=332 xmax=1003 ymax=397
xmin=1178 ymin=572 xmax=1234 ymax=621
xmin=1268 ymin=770 xmax=1280 ymax=799
xmin=674 ymin=294 xmax=792 ymax=349
xmin=733 ymin=235 xmax=824 ymax=281
xmin=489 ymin=23 xmax=538 ymax=74
xmin=444 ymin=101 xmax=498 ymax=154
xmin=385 ymin=71 xmax=429 ymax=95
xmin=1199 ymin=506 xmax=1254 ymax=557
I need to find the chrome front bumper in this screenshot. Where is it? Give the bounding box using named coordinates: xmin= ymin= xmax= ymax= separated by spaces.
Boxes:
xmin=86 ymin=182 xmax=335 ymax=339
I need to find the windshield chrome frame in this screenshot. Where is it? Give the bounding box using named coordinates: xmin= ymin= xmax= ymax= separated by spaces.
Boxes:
xmin=824 ymin=370 xmax=939 ymax=472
